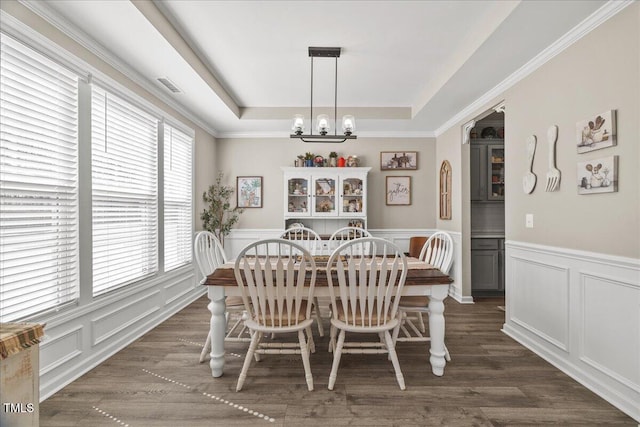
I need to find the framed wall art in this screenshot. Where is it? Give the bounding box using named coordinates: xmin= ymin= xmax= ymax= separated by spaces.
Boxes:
xmin=237 ymin=176 xmax=263 ymax=208
xmin=439 ymin=160 xmax=452 ymax=219
xmin=385 ymin=176 xmax=411 ymax=205
xmin=577 ymin=155 xmax=617 ymax=195
xmin=576 ymin=109 xmax=617 ymax=153
xmin=380 ymin=151 xmax=417 ymax=170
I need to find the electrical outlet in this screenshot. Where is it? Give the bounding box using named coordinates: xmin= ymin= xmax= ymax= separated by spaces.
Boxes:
xmin=526 ymin=214 xmax=534 ymax=228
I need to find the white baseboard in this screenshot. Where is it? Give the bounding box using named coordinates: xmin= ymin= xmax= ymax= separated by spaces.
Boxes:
xmin=504 ymin=241 xmax=640 ymax=422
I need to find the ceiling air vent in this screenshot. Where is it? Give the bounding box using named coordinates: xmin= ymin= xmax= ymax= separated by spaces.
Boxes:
xmin=157 ymin=77 xmax=182 ymax=94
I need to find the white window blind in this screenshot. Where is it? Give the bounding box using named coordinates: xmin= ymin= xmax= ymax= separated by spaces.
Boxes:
xmin=0 ymin=33 xmax=79 ymax=322
xmin=91 ymin=86 xmax=158 ymax=296
xmin=163 ymin=124 xmax=193 ymax=271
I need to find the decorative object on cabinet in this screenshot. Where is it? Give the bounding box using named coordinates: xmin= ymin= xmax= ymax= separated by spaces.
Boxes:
xmin=314 ymin=155 xmax=325 ymax=167
xmin=577 ymin=155 xmax=618 ymax=194
xmin=290 ymin=47 xmax=357 ymax=143
xmin=296 ymin=155 xmax=305 ymax=167
xmin=304 ymin=152 xmax=314 ymax=167
xmin=545 ymin=125 xmax=561 ymax=192
xmin=329 ymin=152 xmax=338 ymax=167
xmin=523 ymin=135 xmax=537 ymax=194
xmin=346 ymin=155 xmax=359 ymax=167
xmin=337 ymin=156 xmax=346 ymax=167
xmin=386 ymin=176 xmax=411 ymax=205
xmin=380 ymin=151 xmax=417 ymax=170
xmin=576 ymin=110 xmax=616 ymax=153
xmin=201 ymin=172 xmax=244 ymax=245
xmin=439 ymin=160 xmax=452 ymax=220
xmin=237 ymin=176 xmax=263 ymax=208
xmin=481 ymin=127 xmax=496 ymax=138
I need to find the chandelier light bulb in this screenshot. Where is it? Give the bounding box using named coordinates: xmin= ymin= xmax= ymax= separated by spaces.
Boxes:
xmin=317 ymin=114 xmax=330 ymax=135
xmin=292 ymin=114 xmax=304 ymax=135
xmin=342 ymin=115 xmax=356 ymax=135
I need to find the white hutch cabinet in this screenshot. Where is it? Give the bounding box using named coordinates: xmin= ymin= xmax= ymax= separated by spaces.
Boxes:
xmin=282 ymin=167 xmax=370 ymax=236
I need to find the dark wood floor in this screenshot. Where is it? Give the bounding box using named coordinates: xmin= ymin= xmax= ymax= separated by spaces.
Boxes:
xmin=40 ymin=296 xmax=635 ymax=426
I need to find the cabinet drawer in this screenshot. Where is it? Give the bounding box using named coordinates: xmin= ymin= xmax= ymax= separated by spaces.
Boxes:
xmin=471 ymin=239 xmax=499 ymax=250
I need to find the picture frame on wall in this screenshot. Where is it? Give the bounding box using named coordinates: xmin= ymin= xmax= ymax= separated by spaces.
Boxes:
xmin=576 ymin=109 xmax=617 ymax=154
xmin=385 ymin=176 xmax=411 ymax=205
xmin=577 ymin=156 xmax=618 ymax=195
xmin=237 ymin=176 xmax=263 ymax=208
xmin=380 ymin=151 xmax=417 ymax=170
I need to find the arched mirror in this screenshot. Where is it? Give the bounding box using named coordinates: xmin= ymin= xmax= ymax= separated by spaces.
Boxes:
xmin=440 ymin=160 xmax=452 ymax=220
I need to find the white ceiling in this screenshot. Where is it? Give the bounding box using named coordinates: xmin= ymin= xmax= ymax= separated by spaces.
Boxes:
xmin=35 ymin=0 xmax=609 ymax=138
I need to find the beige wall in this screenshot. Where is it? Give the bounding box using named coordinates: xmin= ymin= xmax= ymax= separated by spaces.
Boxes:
xmin=439 ymin=3 xmax=639 ymax=265
xmin=215 ymin=137 xmax=437 ymax=230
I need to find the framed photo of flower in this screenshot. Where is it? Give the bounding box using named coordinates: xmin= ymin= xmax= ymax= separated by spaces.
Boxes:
xmin=237 ymin=176 xmax=263 ymax=208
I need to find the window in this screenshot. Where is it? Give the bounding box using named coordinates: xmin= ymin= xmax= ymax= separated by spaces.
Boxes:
xmin=0 ymin=34 xmax=79 ymax=321
xmin=163 ymin=124 xmax=193 ymax=271
xmin=91 ymin=86 xmax=158 ymax=296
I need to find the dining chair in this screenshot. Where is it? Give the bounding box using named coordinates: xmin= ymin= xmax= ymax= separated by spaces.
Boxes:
xmin=395 ymin=231 xmax=453 ymax=361
xmin=279 ymin=226 xmax=325 ymax=337
xmin=194 ymin=231 xmax=248 ymax=363
xmin=326 ymin=237 xmax=408 ymax=390
xmin=234 ymin=239 xmax=317 ymax=391
xmin=328 ymin=226 xmax=373 ymax=255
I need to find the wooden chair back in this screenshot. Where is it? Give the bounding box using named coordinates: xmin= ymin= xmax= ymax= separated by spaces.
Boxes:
xmin=194 ymin=231 xmax=227 ymax=279
xmin=234 ymin=239 xmax=316 ymax=329
xmin=279 ymin=226 xmax=321 ymax=256
xmin=327 ymin=237 xmax=407 ymax=329
xmin=419 ymin=231 xmax=454 ymax=274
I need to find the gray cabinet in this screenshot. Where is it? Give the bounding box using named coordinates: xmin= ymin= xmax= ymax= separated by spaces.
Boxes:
xmin=471 ymin=238 xmax=504 ymax=295
xmin=470 ymin=140 xmax=504 ymax=202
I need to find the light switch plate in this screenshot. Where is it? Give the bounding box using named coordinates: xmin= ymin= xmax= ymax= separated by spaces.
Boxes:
xmin=526 ymin=214 xmax=534 ymax=228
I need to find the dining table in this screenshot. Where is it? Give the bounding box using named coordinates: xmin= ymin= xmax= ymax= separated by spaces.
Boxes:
xmin=203 ymin=256 xmax=453 ymax=378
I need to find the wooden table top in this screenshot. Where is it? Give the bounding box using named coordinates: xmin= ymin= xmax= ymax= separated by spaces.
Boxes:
xmin=204 ymin=256 xmax=453 ymax=287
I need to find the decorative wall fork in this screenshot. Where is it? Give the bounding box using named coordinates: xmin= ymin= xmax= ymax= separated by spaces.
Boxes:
xmin=545 ymin=125 xmax=561 ymax=192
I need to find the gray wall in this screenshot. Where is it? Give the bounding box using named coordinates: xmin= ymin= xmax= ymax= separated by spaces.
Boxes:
xmin=214 ymin=137 xmax=437 ymax=230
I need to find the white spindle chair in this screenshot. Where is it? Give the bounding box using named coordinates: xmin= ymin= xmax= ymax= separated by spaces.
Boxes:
xmin=234 ymin=239 xmax=317 ymax=391
xmin=194 ymin=231 xmax=248 ymax=363
xmin=326 ymin=237 xmax=408 ymax=390
xmin=328 ymin=226 xmax=373 ymax=255
xmin=395 ymin=231 xmax=453 ymax=361
xmin=279 ymin=226 xmax=325 ymax=337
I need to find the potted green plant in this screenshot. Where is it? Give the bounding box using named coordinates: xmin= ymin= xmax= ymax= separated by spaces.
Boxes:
xmin=304 ymin=152 xmax=314 ymax=167
xmin=329 ymin=151 xmax=338 ymax=167
xmin=200 ymin=172 xmax=244 ymax=246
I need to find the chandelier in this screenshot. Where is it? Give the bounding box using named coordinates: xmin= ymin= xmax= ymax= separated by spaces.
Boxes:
xmin=290 ymin=47 xmax=357 ymax=143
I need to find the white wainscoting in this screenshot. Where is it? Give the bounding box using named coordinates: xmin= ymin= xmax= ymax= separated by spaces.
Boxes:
xmin=225 ymin=229 xmax=467 ymax=303
xmin=38 ymin=265 xmax=203 ymax=400
xmin=504 ymin=241 xmax=640 ymax=422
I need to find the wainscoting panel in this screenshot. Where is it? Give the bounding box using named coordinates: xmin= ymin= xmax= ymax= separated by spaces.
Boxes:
xmin=510 ymin=256 xmax=569 ymax=351
xmin=504 ymin=241 xmax=640 ymax=422
xmin=36 ymin=265 xmax=204 ymax=400
xmin=580 ymin=272 xmax=640 ymax=390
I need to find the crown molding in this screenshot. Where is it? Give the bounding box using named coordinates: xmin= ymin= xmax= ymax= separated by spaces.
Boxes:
xmin=434 ymin=0 xmax=633 ymax=137
xmin=216 ymin=130 xmax=436 ymax=139
xmin=18 ymin=0 xmax=220 ymax=138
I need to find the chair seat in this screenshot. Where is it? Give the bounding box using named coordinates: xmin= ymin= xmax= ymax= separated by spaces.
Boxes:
xmin=332 ymin=302 xmax=393 ymax=324
xmin=398 ymin=296 xmax=429 ymax=308
xmin=253 ymin=300 xmax=309 ymax=324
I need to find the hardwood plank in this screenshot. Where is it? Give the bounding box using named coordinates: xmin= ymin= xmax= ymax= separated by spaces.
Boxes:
xmin=39 ymin=296 xmax=636 ymax=426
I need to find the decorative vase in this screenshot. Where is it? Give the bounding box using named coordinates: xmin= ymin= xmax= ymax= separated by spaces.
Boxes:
xmin=337 ymin=157 xmax=346 ymax=167
xmin=329 ymin=157 xmax=337 ymax=167
xmin=305 ymin=159 xmax=313 ymax=167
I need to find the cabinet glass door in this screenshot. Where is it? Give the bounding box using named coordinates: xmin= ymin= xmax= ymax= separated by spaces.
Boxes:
xmin=286 ymin=176 xmax=311 ymax=217
xmin=312 ymin=176 xmax=337 ymax=216
xmin=488 ymin=145 xmax=505 ymax=200
xmin=340 ymin=176 xmax=365 ymax=216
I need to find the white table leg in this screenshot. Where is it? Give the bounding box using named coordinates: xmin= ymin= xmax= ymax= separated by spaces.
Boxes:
xmin=428 ymin=285 xmax=449 ymax=376
xmin=208 ymin=287 xmax=226 ymax=377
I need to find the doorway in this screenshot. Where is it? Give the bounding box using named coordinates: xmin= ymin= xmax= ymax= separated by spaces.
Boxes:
xmin=469 ymin=110 xmax=505 ymax=297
